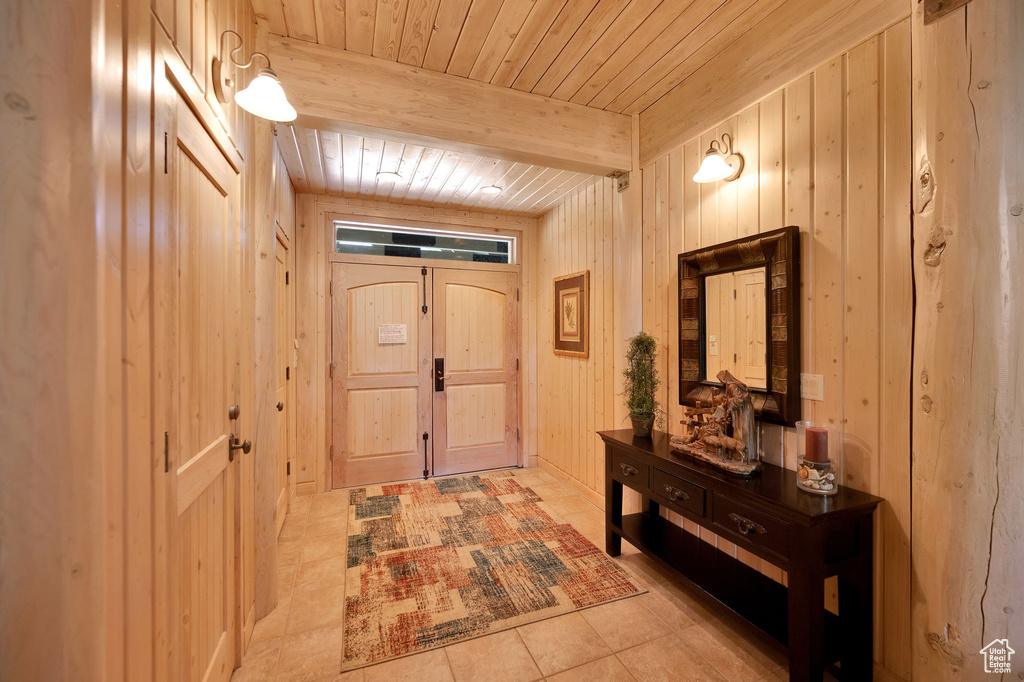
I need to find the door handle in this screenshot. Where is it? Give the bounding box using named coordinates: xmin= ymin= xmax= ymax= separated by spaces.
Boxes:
xmin=276 ymin=401 xmax=284 ymax=411
xmin=229 ymin=433 xmax=252 ymax=462
xmin=434 ymin=358 xmax=449 ymax=391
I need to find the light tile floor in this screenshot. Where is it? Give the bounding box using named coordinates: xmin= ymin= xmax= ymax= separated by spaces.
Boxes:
xmin=231 ymin=467 xmax=812 ymax=682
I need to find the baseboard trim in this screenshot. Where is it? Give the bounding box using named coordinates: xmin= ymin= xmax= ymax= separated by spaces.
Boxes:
xmin=536 ymin=458 xmax=605 ymax=509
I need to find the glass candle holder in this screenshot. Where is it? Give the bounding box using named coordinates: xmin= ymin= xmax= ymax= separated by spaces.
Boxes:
xmin=795 ymin=422 xmax=837 ymax=495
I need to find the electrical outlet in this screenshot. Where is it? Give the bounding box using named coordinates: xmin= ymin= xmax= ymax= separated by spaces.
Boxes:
xmin=801 ymin=373 xmax=824 ymax=401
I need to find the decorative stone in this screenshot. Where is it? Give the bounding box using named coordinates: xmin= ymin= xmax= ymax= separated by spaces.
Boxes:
xmin=825 ymin=473 xmax=835 ymax=481
xmin=810 ymin=482 xmax=821 ymax=490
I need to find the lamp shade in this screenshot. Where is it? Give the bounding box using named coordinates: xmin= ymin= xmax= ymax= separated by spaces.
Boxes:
xmin=234 ymin=68 xmax=297 ymax=122
xmin=693 ymin=152 xmax=736 ymax=183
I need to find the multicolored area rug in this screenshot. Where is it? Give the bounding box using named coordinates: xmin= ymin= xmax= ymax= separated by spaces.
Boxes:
xmin=342 ymin=471 xmax=645 ymax=670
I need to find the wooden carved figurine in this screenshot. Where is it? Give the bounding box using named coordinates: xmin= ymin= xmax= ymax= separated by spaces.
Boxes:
xmin=670 ymin=370 xmax=761 ymax=476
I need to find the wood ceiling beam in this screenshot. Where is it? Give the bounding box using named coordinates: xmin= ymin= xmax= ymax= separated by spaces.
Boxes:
xmin=269 ymin=36 xmax=632 ymax=176
xmin=637 ymin=0 xmax=909 ymax=167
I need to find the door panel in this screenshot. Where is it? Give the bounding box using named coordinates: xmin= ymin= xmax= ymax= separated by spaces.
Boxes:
xmin=737 ymin=269 xmax=767 ymax=387
xmin=432 ymin=269 xmax=519 ymax=476
xmin=332 ymin=264 xmax=432 ymax=487
xmin=156 ymin=78 xmax=238 ymax=682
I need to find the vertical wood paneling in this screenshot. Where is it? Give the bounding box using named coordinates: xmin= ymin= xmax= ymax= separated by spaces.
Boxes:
xmin=534 ymin=178 xmax=619 ymax=501
xmin=530 ymin=28 xmax=912 ymax=680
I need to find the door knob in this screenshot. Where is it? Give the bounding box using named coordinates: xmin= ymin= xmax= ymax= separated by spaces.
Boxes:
xmin=276 ymin=401 xmax=284 ymax=411
xmin=228 ymin=433 xmax=252 ymax=461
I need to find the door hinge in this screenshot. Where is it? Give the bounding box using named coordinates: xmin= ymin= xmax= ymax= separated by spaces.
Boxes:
xmin=164 ymin=431 xmax=169 ymax=472
xmin=330 ymin=445 xmax=334 ymax=460
xmin=422 ymin=432 xmax=430 ymax=480
xmin=516 ymin=358 xmax=519 ymax=372
xmin=516 ymin=428 xmax=520 ymax=442
xmin=286 ymin=366 xmax=290 ymax=381
xmin=421 ymin=268 xmax=428 ymax=314
xmin=516 ymin=288 xmax=520 ymax=302
xmin=734 ymin=353 xmax=738 ymax=363
xmin=330 ymin=362 xmax=335 ymax=378
xmin=286 ymin=271 xmax=290 ymax=285
xmin=163 ymin=132 xmax=168 ymax=174
xmin=733 ymin=289 xmax=737 ymax=299
xmin=286 ymin=461 xmax=291 ymax=475
xmin=329 ymin=282 xmax=333 ymax=297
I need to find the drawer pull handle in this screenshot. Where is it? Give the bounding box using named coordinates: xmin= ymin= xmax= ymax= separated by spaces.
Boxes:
xmin=728 ymin=512 xmax=767 ymax=536
xmin=664 ymin=485 xmax=690 ymax=502
xmin=620 ymin=463 xmax=639 ymax=476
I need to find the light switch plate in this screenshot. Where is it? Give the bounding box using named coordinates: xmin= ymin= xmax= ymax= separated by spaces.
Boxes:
xmin=801 ymin=373 xmax=824 ymax=401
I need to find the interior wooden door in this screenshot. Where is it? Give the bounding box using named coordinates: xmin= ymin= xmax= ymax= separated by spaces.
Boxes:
xmin=331 ymin=263 xmax=432 ymax=487
xmin=274 ymin=232 xmax=290 ymax=534
xmin=432 ymin=269 xmax=519 ymax=476
xmin=154 ymin=71 xmax=238 ymax=682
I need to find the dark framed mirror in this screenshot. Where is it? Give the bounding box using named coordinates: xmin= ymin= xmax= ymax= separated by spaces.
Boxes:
xmin=677 ymin=225 xmax=801 ymax=426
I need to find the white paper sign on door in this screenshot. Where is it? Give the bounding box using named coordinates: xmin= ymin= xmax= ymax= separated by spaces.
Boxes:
xmin=378 ymin=323 xmax=408 ymax=344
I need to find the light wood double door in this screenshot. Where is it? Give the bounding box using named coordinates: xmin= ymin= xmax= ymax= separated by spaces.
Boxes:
xmin=332 ymin=263 xmax=519 ymax=488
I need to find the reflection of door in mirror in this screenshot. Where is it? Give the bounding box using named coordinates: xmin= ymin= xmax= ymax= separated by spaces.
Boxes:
xmin=703 ymin=269 xmax=767 ymax=389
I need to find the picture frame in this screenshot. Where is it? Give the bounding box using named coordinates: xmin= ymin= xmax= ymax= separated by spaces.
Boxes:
xmin=678 ymin=225 xmax=801 ymax=426
xmin=553 ymin=270 xmax=589 ymax=358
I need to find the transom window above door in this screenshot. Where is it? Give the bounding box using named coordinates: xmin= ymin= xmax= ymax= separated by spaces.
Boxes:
xmin=334 ymin=221 xmax=514 ymax=264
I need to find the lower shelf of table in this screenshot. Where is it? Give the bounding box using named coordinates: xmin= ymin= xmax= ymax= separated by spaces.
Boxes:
xmin=613 ymin=512 xmax=841 ymax=664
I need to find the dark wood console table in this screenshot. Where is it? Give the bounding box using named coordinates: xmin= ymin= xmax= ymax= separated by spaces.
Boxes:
xmin=600 ymin=430 xmax=882 ymax=682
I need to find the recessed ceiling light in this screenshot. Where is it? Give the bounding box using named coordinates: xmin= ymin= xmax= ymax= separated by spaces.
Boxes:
xmin=376 ymin=171 xmax=403 ymax=182
xmin=480 ymin=184 xmax=503 ymax=194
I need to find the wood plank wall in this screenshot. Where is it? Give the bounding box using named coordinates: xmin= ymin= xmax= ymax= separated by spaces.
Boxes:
xmin=535 ymin=178 xmax=623 ymax=506
xmin=4 ymin=0 xmax=297 ymax=674
xmin=293 ymin=194 xmax=537 ymax=493
xmin=532 ymin=22 xmax=913 ymax=681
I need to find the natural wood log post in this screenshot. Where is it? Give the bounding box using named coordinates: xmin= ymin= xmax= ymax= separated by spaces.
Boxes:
xmin=911 ymin=0 xmax=1023 ymax=677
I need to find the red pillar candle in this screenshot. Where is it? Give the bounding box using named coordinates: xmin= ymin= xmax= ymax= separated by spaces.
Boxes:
xmin=805 ymin=426 xmax=829 ymax=463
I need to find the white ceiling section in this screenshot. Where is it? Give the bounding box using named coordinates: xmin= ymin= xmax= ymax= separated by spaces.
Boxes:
xmin=277 ymin=125 xmax=601 ymax=217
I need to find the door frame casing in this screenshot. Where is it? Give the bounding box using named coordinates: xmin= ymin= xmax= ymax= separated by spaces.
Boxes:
xmin=324 ymin=213 xmax=524 ymax=488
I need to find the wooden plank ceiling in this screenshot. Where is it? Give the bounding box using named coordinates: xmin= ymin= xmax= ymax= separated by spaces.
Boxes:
xmin=278 ymin=125 xmax=600 ymax=216
xmin=255 ymin=0 xmax=786 ymax=116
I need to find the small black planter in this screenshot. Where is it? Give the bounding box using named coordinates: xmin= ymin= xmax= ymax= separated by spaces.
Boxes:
xmin=630 ymin=416 xmax=653 ymax=438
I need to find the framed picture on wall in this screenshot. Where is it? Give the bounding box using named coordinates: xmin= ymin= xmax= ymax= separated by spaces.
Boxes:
xmin=553 ymin=270 xmax=589 ymax=358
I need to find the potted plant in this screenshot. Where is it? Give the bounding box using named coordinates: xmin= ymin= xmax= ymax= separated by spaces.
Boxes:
xmin=623 ymin=332 xmax=663 ymax=438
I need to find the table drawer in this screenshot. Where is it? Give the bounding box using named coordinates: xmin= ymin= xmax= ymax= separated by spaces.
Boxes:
xmin=651 ymin=468 xmax=705 ymax=518
xmin=711 ymin=493 xmax=790 ymax=560
xmin=610 ymin=449 xmax=649 ymax=489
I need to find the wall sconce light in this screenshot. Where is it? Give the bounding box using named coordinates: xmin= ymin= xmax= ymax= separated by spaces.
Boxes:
xmin=693 ymin=133 xmax=744 ymax=183
xmin=213 ymin=30 xmax=297 ymax=122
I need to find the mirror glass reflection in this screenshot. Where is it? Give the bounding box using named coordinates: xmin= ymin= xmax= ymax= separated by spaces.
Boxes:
xmin=703 ymin=268 xmax=767 ymax=389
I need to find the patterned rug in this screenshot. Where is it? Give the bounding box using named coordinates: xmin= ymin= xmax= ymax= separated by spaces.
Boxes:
xmin=342 ymin=471 xmax=645 ymax=670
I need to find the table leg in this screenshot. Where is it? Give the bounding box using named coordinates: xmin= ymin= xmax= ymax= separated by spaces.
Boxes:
xmin=605 ymin=477 xmax=622 ymax=557
xmin=838 ymin=518 xmax=874 ymax=680
xmin=788 ymin=536 xmax=826 ymax=682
